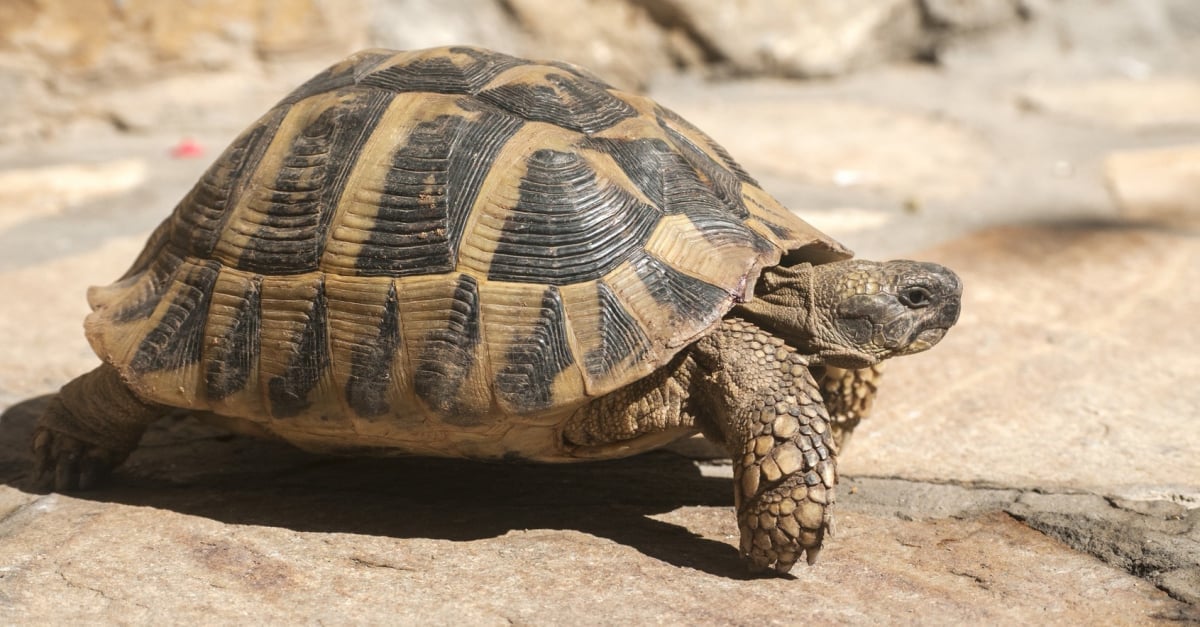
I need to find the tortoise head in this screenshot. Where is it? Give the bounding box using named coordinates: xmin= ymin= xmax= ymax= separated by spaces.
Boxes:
xmin=739 ymin=259 xmax=962 ymax=369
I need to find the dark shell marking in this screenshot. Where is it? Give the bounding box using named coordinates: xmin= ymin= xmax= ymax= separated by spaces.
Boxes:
xmin=486 ymin=148 xmax=661 ymax=285
xmin=86 ymin=46 xmax=842 ymax=431
xmin=204 ymin=274 xmax=263 ymax=401
xmin=412 ymin=273 xmax=484 ymax=423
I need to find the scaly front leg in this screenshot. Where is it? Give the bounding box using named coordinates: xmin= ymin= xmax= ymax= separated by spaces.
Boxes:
xmin=816 ymin=364 xmax=884 ymax=451
xmin=694 ymin=318 xmax=837 ymax=573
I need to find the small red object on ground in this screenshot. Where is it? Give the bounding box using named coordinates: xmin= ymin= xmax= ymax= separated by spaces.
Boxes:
xmin=170 ymin=138 xmax=205 ymax=159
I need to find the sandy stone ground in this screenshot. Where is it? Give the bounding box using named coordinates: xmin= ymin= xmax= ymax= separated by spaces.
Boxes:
xmin=1 ymin=11 xmax=1199 ymax=625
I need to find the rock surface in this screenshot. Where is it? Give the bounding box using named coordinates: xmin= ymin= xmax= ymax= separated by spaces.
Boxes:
xmin=1018 ymin=78 xmax=1200 ymax=129
xmin=658 ymin=0 xmax=925 ymax=78
xmin=1105 ymin=144 xmax=1200 ymax=219
xmin=2 ymin=0 xmax=1200 ymax=621
xmin=840 ymin=224 xmax=1200 ymax=492
xmin=0 ymin=0 xmax=1041 ymax=140
xmin=0 ymin=408 xmax=1191 ymax=623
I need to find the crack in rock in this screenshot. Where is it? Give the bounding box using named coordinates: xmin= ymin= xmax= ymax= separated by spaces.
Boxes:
xmin=348 ymin=556 xmax=416 ymax=572
xmin=840 ymin=476 xmax=1200 ymax=606
xmin=1007 ymin=492 xmax=1200 ymax=606
xmin=56 ymin=569 xmax=149 ymax=611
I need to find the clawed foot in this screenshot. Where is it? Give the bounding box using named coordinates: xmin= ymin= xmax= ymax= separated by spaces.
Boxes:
xmin=32 ymin=427 xmax=128 ymax=492
xmin=738 ymin=472 xmax=835 ymax=575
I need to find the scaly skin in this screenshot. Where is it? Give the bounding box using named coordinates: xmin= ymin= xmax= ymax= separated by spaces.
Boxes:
xmin=692 ymin=318 xmax=836 ymax=573
xmin=817 ymin=364 xmax=885 ymax=450
xmin=32 ymin=364 xmax=162 ymax=491
xmin=566 ymin=317 xmax=836 ymax=573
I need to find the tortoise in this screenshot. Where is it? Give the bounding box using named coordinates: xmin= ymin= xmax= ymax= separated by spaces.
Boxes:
xmin=32 ymin=46 xmax=962 ymax=573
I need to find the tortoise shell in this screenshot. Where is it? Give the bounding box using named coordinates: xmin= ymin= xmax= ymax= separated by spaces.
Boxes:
xmin=83 ymin=46 xmax=851 ymax=457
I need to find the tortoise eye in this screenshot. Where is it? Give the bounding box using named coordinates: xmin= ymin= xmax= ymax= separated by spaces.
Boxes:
xmin=899 ymin=286 xmax=933 ymax=308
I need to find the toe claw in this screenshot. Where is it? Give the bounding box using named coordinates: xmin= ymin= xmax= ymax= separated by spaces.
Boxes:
xmin=55 ymin=451 xmax=79 ymax=492
xmin=32 ymin=429 xmax=51 ymax=479
xmin=78 ymin=456 xmax=110 ymax=491
xmin=30 ymin=428 xmax=122 ymax=493
xmin=805 ymin=545 xmax=821 ymax=566
xmin=737 ymin=470 xmax=833 ymax=573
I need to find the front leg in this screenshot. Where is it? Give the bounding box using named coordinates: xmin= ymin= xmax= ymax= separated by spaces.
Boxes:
xmin=694 ymin=318 xmax=837 ymax=574
xmin=815 ymin=364 xmax=884 ymax=451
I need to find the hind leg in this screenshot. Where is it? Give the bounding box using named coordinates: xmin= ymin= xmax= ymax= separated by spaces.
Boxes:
xmin=33 ymin=364 xmax=164 ymax=491
xmin=816 ymin=364 xmax=884 ymax=451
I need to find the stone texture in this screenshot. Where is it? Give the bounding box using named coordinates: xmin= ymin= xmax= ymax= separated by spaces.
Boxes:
xmin=661 ymin=0 xmax=925 ymax=78
xmin=0 ymin=159 xmax=147 ymax=231
xmin=367 ymin=0 xmax=523 ymax=55
xmin=0 ymin=0 xmax=1038 ymax=141
xmin=1105 ymin=144 xmax=1200 ymax=219
xmin=501 ymin=0 xmax=685 ymax=90
xmin=839 ymin=224 xmax=1200 ymax=495
xmin=0 ymin=0 xmax=367 ymax=141
xmin=1009 ymin=492 xmax=1200 ymax=604
xmin=922 ymin=0 xmax=1025 ymax=30
xmin=1018 ymin=78 xmax=1200 ymax=129
xmin=662 ymin=91 xmax=994 ymax=203
xmin=0 ymin=408 xmax=1189 ymax=622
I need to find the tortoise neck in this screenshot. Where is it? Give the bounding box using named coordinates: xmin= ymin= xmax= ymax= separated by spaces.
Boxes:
xmin=731 ymin=263 xmax=820 ymax=352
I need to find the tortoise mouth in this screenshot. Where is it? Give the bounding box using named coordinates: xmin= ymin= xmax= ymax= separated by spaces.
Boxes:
xmin=899 ymin=327 xmax=948 ymax=355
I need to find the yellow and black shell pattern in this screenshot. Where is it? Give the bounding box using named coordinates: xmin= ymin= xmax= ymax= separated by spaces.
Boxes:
xmin=84 ymin=46 xmax=850 ymax=455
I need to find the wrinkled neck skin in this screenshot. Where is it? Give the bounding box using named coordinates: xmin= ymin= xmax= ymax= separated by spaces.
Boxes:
xmin=734 ymin=262 xmax=841 ymax=366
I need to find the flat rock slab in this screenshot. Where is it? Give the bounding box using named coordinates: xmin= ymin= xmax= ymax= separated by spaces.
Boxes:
xmin=840 ymin=223 xmax=1200 ymax=500
xmin=1105 ymin=144 xmax=1200 ymax=220
xmin=664 ymin=97 xmax=994 ymax=203
xmin=0 ymin=401 xmax=1189 ymax=623
xmin=1018 ymin=78 xmax=1200 ymax=130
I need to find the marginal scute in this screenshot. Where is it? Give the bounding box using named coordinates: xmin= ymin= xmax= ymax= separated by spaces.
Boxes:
xmin=88 ymin=225 xmax=180 ymax=326
xmin=601 ymin=253 xmax=733 ymax=354
xmin=591 ymin=281 xmax=652 ymax=377
xmin=490 ymin=284 xmax=581 ymax=413
xmin=324 ymin=276 xmax=403 ymax=418
xmin=257 ymin=276 xmax=332 ymax=420
xmin=633 ymin=253 xmax=733 ymax=335
xmin=554 ymin=281 xmax=652 ymax=399
xmin=405 ymin=273 xmax=491 ymax=423
xmin=203 ymin=269 xmax=263 ymax=404
xmin=644 ymin=214 xmax=770 ymax=301
xmin=741 ymin=185 xmax=853 ymax=262
xmin=128 ymin=260 xmax=220 ymax=376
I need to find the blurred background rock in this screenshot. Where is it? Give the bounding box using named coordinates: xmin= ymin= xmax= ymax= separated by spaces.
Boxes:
xmin=1 ymin=0 xmax=1194 ymax=141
